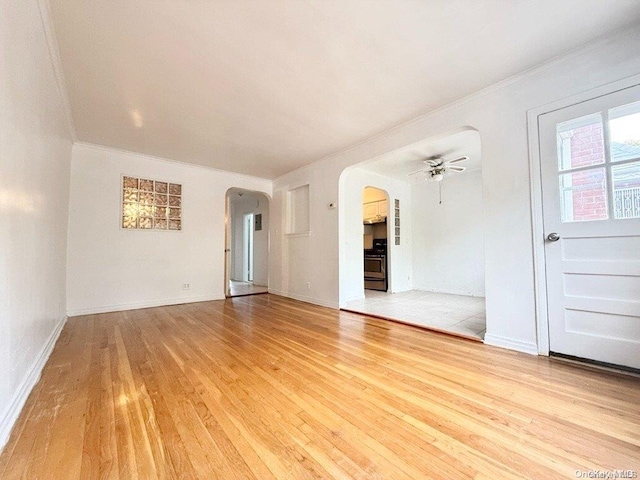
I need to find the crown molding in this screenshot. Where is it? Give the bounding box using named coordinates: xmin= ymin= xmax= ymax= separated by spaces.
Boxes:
xmin=74 ymin=142 xmax=273 ymax=186
xmin=36 ymin=0 xmax=76 ymax=142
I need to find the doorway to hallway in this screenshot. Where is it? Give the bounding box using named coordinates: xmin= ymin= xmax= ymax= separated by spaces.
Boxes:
xmin=225 ymin=188 xmax=270 ymax=298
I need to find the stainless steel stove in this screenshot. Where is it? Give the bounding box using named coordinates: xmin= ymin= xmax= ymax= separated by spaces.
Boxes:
xmin=364 ymin=238 xmax=387 ymax=291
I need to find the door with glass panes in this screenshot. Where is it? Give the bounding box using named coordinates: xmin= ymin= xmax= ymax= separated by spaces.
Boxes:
xmin=540 ymin=84 xmax=640 ymax=369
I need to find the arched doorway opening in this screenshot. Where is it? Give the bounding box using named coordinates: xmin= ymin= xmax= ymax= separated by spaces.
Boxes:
xmin=339 ymin=127 xmax=487 ymax=341
xmin=363 ymin=186 xmax=391 ymax=293
xmin=225 ymin=188 xmax=270 ymax=297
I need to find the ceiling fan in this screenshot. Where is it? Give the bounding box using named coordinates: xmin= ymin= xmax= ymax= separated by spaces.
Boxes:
xmin=407 ymin=155 xmax=468 ymax=182
xmin=407 ymin=154 xmax=469 ymax=204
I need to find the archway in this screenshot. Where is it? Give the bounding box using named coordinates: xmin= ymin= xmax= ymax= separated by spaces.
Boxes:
xmin=338 ymin=127 xmax=487 ymax=341
xmin=225 ymin=188 xmax=271 ymax=297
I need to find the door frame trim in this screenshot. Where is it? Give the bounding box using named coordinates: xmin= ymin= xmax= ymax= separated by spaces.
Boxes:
xmin=526 ymin=73 xmax=640 ymax=356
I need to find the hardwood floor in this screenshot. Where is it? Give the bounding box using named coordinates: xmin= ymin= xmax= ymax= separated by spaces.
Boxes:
xmin=0 ymin=295 xmax=638 ymax=479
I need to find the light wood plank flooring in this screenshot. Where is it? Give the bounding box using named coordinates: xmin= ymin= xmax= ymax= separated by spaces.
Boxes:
xmin=0 ymin=295 xmax=638 ymax=479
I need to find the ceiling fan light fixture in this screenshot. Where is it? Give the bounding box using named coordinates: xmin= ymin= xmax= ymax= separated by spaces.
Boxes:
xmin=407 ymin=154 xmax=468 ymax=183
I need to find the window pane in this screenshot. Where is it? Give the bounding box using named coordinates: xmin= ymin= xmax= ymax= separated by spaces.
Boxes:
xmin=122 ymin=216 xmax=137 ymax=229
xmin=155 ymin=218 xmax=168 ymax=229
xmin=123 ymin=176 xmax=138 ymax=189
xmin=139 ymin=205 xmax=153 ymax=217
xmin=139 ymin=217 xmax=153 ymax=229
xmin=139 ymin=179 xmax=154 ymax=191
xmin=613 ymin=161 xmax=640 ymax=219
xmin=139 ymin=191 xmax=154 ymax=205
xmin=609 ymin=101 xmax=640 ymax=163
xmin=122 ymin=202 xmax=138 ymax=218
xmin=559 ymin=168 xmax=608 ymax=222
xmin=123 ymin=188 xmax=138 ymax=202
xmin=556 ymin=113 xmax=605 ymax=171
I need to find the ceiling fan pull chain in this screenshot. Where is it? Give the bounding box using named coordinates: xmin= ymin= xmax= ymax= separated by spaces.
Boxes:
xmin=439 ymin=180 xmax=442 ymax=204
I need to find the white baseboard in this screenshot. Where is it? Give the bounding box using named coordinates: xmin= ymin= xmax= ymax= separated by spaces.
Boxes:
xmin=0 ymin=315 xmax=67 ymax=452
xmin=268 ymin=289 xmax=339 ymax=309
xmin=484 ymin=333 xmax=539 ymax=355
xmin=67 ymin=294 xmax=225 ymax=317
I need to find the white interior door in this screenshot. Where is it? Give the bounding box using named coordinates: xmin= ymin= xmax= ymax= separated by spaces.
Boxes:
xmin=540 ymin=84 xmax=640 ymax=369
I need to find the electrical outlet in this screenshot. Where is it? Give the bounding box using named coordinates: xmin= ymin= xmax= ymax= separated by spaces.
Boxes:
xmin=306 ymin=282 xmax=311 ymax=289
xmin=182 ymin=283 xmax=190 ymax=290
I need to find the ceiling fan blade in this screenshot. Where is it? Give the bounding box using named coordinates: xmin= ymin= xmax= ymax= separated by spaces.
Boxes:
xmin=447 ymin=166 xmax=466 ymax=172
xmin=407 ymin=169 xmax=426 ymax=178
xmin=446 ymin=156 xmax=469 ymax=164
xmin=424 ymin=161 xmax=441 ymax=168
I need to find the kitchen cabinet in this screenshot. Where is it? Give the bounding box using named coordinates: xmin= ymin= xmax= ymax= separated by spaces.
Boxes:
xmin=378 ymin=200 xmax=388 ymax=217
xmin=363 ymin=199 xmax=388 ymax=221
xmin=363 ymin=202 xmax=378 ymax=219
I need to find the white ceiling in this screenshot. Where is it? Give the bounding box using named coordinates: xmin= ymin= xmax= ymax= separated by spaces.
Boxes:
xmin=50 ymin=0 xmax=640 ymax=179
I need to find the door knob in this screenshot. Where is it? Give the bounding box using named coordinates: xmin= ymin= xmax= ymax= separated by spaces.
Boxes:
xmin=546 ymin=232 xmax=560 ymax=242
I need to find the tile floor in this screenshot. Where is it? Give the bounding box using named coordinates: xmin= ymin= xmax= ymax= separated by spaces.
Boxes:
xmin=228 ymin=280 xmax=268 ymax=297
xmin=344 ymin=289 xmax=486 ymax=340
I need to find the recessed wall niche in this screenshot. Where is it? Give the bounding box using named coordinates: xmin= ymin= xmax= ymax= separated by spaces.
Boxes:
xmin=122 ymin=176 xmax=182 ymax=230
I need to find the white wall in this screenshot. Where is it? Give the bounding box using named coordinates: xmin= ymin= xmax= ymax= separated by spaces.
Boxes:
xmin=271 ymin=27 xmax=640 ymax=354
xmin=230 ymin=192 xmax=269 ymax=286
xmin=270 ymin=165 xmax=343 ymax=308
xmin=0 ymin=0 xmax=73 ymax=449
xmin=67 ymin=144 xmax=271 ymax=315
xmin=411 ymin=169 xmax=485 ymax=297
xmin=341 ymin=168 xmax=412 ymax=303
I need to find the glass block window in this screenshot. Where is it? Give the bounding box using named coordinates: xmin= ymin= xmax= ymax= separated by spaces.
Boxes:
xmin=122 ymin=176 xmax=182 ymax=230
